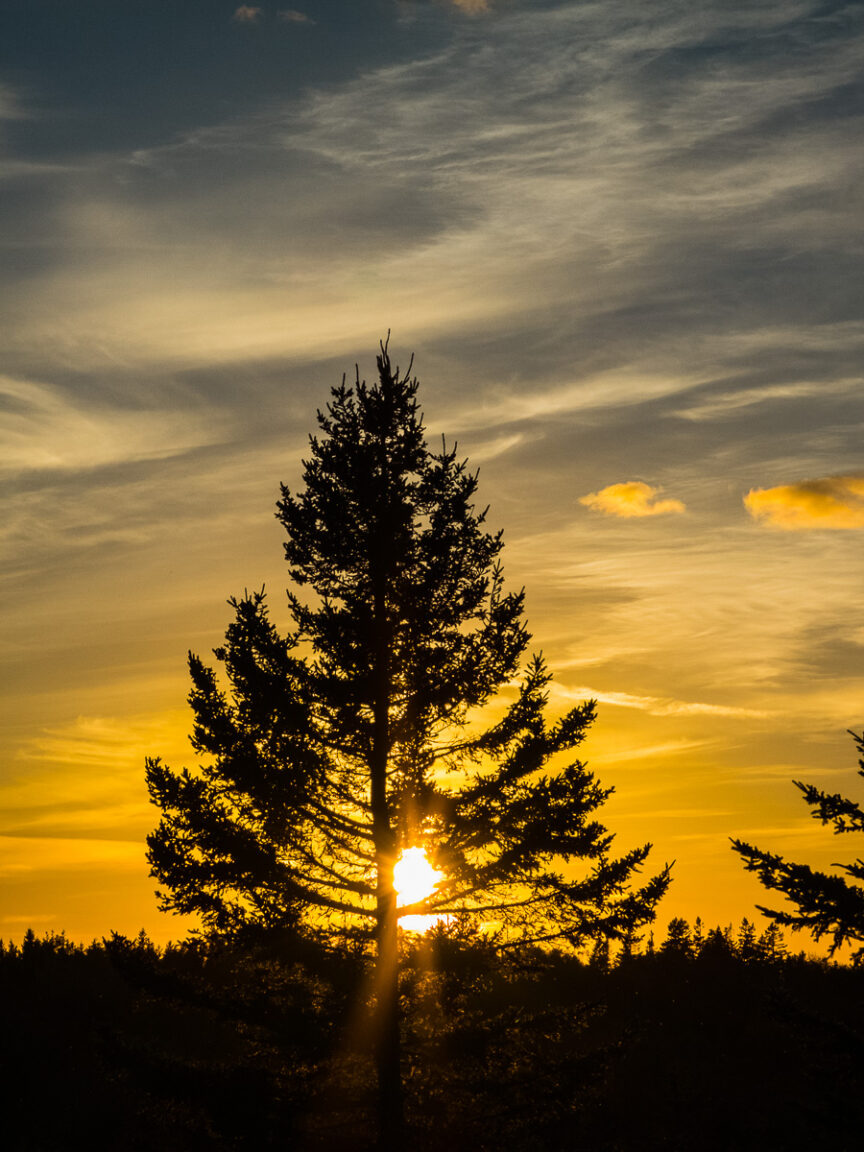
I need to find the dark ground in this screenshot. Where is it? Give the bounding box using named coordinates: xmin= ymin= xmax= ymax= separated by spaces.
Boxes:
xmin=2 ymin=923 xmax=863 ymax=1151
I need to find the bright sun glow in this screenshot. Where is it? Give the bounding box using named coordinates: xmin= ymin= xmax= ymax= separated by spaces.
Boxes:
xmin=393 ymin=846 xmax=444 ymax=908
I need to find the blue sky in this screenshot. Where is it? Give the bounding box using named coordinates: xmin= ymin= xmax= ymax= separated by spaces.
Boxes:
xmin=1 ymin=0 xmax=863 ymax=944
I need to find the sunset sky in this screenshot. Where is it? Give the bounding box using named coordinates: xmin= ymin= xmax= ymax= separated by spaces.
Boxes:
xmin=2 ymin=0 xmax=863 ymax=947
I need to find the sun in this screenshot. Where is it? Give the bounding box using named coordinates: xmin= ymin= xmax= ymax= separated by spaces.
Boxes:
xmin=393 ymin=846 xmax=444 ymax=908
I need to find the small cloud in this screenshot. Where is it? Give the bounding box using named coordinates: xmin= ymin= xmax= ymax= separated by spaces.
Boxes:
xmin=579 ymin=481 xmax=686 ymax=519
xmin=232 ymin=5 xmax=262 ymax=22
xmin=744 ymin=475 xmax=864 ymax=531
xmin=278 ymin=8 xmax=314 ymax=23
xmin=450 ymin=0 xmax=491 ymax=12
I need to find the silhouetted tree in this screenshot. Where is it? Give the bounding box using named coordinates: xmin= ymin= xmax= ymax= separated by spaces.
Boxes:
xmin=589 ymin=936 xmax=611 ymax=972
xmin=700 ymin=924 xmax=735 ymax=962
xmin=757 ymin=922 xmax=788 ymax=964
xmin=736 ymin=917 xmax=759 ymax=962
xmin=732 ymin=730 xmax=864 ymax=963
xmin=660 ymin=917 xmax=692 ymax=958
xmin=615 ymin=925 xmax=642 ymax=965
xmin=146 ymin=340 xmax=670 ymax=1146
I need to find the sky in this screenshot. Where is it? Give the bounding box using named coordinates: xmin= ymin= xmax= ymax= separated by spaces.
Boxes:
xmin=2 ymin=0 xmax=863 ymax=948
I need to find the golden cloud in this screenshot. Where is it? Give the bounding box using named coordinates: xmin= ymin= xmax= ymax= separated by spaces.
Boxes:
xmin=450 ymin=0 xmax=491 ymax=12
xmin=232 ymin=5 xmax=262 ymax=22
xmin=744 ymin=474 xmax=864 ymax=530
xmin=278 ymin=8 xmax=313 ymax=22
xmin=579 ymin=481 xmax=686 ymax=519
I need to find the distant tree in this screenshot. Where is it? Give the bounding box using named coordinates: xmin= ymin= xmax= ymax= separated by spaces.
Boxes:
xmin=757 ymin=922 xmax=788 ymax=964
xmin=736 ymin=917 xmax=759 ymax=962
xmin=691 ymin=916 xmax=705 ymax=956
xmin=732 ymin=731 xmax=864 ymax=963
xmin=660 ymin=917 xmax=692 ymax=958
xmin=146 ymin=339 xmax=671 ymax=1145
xmin=589 ymin=936 xmax=611 ymax=973
xmin=700 ymin=924 xmax=735 ymax=962
xmin=615 ymin=925 xmax=642 ymax=966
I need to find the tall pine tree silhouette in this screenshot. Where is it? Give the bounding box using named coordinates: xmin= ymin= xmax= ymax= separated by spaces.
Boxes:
xmin=147 ymin=339 xmax=670 ymax=1145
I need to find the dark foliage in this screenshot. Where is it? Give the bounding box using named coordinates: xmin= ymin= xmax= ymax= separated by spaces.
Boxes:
xmin=3 ymin=925 xmax=864 ymax=1151
xmin=732 ymin=730 xmax=864 ymax=962
xmin=0 ymin=928 xmax=355 ymax=1152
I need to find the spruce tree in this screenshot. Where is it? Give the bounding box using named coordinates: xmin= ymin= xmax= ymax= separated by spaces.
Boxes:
xmin=736 ymin=917 xmax=758 ymax=962
xmin=659 ymin=916 xmax=692 ymax=958
xmin=146 ymin=340 xmax=671 ymax=1145
xmin=732 ymin=730 xmax=864 ymax=963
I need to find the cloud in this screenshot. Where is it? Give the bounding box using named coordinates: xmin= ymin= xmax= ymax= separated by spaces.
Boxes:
xmin=0 ymin=712 xmax=192 ymax=845
xmin=449 ymin=0 xmax=491 ymax=12
xmin=232 ymin=5 xmax=262 ymax=22
xmin=4 ymin=1 xmax=863 ymax=396
xmin=589 ymin=738 xmax=714 ymax=765
xmin=552 ymin=682 xmax=771 ymax=719
xmin=579 ymin=481 xmax=685 ymax=519
xmin=278 ymin=8 xmax=314 ymax=23
xmin=673 ymin=381 xmax=833 ymax=423
xmin=15 ymin=713 xmax=184 ymax=773
xmin=0 ymin=83 xmax=28 ymax=121
xmin=744 ymin=475 xmax=864 ymax=531
xmin=0 ymin=834 xmax=143 ymax=878
xmin=0 ymin=375 xmax=229 ymax=477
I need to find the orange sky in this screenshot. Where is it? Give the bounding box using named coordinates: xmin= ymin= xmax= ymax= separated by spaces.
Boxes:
xmin=2 ymin=0 xmax=863 ymax=949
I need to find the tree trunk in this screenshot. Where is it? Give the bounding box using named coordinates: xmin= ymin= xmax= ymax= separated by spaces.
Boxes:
xmin=370 ymin=543 xmax=403 ymax=1149
xmin=374 ymin=878 xmax=403 ymax=1150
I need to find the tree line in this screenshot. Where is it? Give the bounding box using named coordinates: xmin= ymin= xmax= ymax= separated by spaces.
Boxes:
xmin=3 ymin=919 xmax=862 ymax=1150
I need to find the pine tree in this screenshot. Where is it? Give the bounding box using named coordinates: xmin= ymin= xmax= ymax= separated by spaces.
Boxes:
xmin=736 ymin=917 xmax=758 ymax=962
xmin=660 ymin=917 xmax=692 ymax=958
xmin=700 ymin=924 xmax=735 ymax=961
xmin=615 ymin=925 xmax=642 ymax=965
xmin=732 ymin=730 xmax=864 ymax=963
xmin=757 ymin=922 xmax=788 ymax=964
xmin=146 ymin=340 xmax=671 ymax=1145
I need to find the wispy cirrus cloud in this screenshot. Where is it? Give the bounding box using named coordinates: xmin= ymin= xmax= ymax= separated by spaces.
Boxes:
xmin=579 ymin=482 xmax=685 ymax=519
xmin=233 ymin=5 xmax=313 ymax=25
xmin=278 ymin=9 xmax=314 ymax=23
xmin=557 ymin=686 xmax=770 ymax=720
xmin=449 ymin=0 xmax=491 ymax=13
xmin=1 ymin=0 xmax=863 ymax=943
xmin=0 ymin=375 xmax=229 ymax=477
xmin=745 ymin=475 xmax=864 ymax=530
xmin=0 ymin=83 xmax=28 ymax=122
